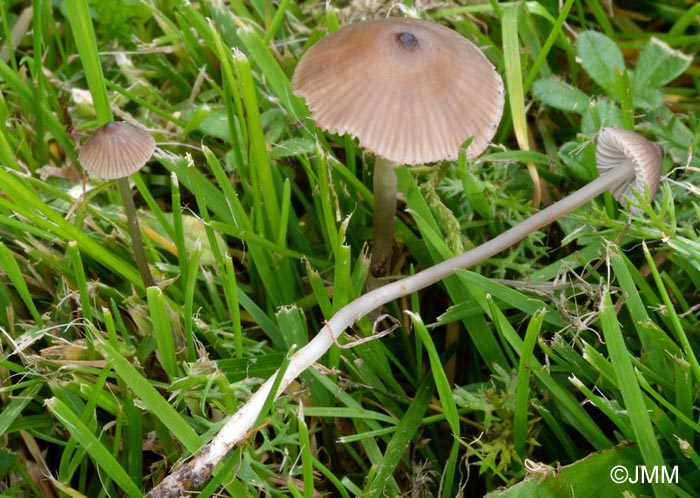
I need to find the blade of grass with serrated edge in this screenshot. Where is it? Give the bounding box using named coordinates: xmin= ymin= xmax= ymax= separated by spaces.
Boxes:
xmin=295 ymin=403 xmax=314 ymax=498
xmin=46 ymin=397 xmax=143 ymax=498
xmin=514 ymin=308 xmax=545 ymax=456
xmin=410 ymin=312 xmax=460 ymax=436
xmin=234 ymin=49 xmax=281 ymax=236
xmin=365 ymin=377 xmax=433 ymax=498
xmin=95 ymin=340 xmax=202 ymax=453
xmin=642 ymin=242 xmax=700 ymax=385
xmin=327 ymin=239 xmax=352 ymax=371
xmin=599 ymin=291 xmax=668 ymax=498
xmin=147 ymin=287 xmax=179 ymax=381
xmin=409 ymin=310 xmax=460 ymax=498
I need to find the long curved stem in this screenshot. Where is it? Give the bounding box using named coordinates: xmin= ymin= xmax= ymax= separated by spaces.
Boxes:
xmin=147 ymin=163 xmax=635 ymax=498
xmin=369 ymin=157 xmax=398 ymax=281
xmin=118 ymin=177 xmax=155 ymax=288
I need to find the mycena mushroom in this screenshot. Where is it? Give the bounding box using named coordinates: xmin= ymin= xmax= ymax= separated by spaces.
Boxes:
xmin=146 ymin=128 xmax=665 ymax=497
xmin=291 ymin=17 xmax=505 ymax=286
xmin=78 ymin=121 xmax=156 ymax=288
xmin=595 ymin=127 xmax=663 ymax=209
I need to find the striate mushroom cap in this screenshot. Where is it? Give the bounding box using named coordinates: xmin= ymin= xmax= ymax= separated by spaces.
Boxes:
xmin=78 ymin=121 xmax=156 ymax=179
xmin=291 ymin=18 xmax=504 ymax=165
xmin=595 ymin=127 xmax=663 ymax=206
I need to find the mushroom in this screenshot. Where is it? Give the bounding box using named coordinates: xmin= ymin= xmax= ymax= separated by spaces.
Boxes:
xmin=291 ymin=17 xmax=504 ymax=285
xmin=595 ymin=127 xmax=663 ymax=208
xmin=146 ymin=128 xmax=664 ymax=498
xmin=78 ymin=121 xmax=157 ymax=288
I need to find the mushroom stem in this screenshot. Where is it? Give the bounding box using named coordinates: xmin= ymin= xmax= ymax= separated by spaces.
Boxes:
xmin=369 ymin=157 xmax=398 ymax=283
xmin=117 ymin=177 xmax=155 ymax=288
xmin=147 ymin=159 xmax=645 ymax=498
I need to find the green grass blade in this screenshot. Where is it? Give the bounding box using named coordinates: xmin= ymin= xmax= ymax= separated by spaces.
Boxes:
xmin=599 ymin=290 xmax=668 ymax=498
xmin=63 ymin=0 xmax=112 ymax=122
xmin=642 ymin=243 xmax=700 ymax=385
xmin=514 ymin=308 xmax=545 ymax=456
xmin=0 ymin=241 xmax=43 ymax=326
xmin=364 ymin=378 xmax=433 ymax=498
xmin=95 ymin=340 xmax=201 ymax=453
xmin=147 ymin=286 xmax=180 ymax=380
xmin=46 ymin=397 xmax=143 ymax=498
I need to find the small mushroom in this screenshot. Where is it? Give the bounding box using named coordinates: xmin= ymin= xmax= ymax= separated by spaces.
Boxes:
xmin=595 ymin=126 xmax=663 ymax=207
xmin=291 ymin=18 xmax=504 ymax=285
xmin=78 ymin=121 xmax=156 ymax=288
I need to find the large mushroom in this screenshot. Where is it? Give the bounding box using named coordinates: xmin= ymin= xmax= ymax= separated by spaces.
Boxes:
xmin=78 ymin=121 xmax=157 ymax=288
xmin=291 ymin=17 xmax=505 ymax=284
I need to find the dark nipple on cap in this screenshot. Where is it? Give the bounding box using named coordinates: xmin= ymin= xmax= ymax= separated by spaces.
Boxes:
xmin=396 ymin=32 xmax=419 ymax=51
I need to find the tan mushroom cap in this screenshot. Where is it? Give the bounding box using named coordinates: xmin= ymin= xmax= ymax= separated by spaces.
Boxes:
xmin=291 ymin=18 xmax=504 ymax=165
xmin=595 ymin=127 xmax=663 ymax=206
xmin=78 ymin=121 xmax=156 ymax=179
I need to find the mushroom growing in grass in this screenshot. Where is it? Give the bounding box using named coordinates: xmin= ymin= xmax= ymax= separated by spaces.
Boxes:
xmin=147 ymin=129 xmax=663 ymax=497
xmin=291 ymin=18 xmax=504 ymax=285
xmin=78 ymin=121 xmax=156 ymax=288
xmin=595 ymin=127 xmax=663 ymax=209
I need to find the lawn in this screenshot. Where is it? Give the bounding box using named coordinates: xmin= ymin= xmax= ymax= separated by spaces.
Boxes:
xmin=0 ymin=0 xmax=699 ymax=497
